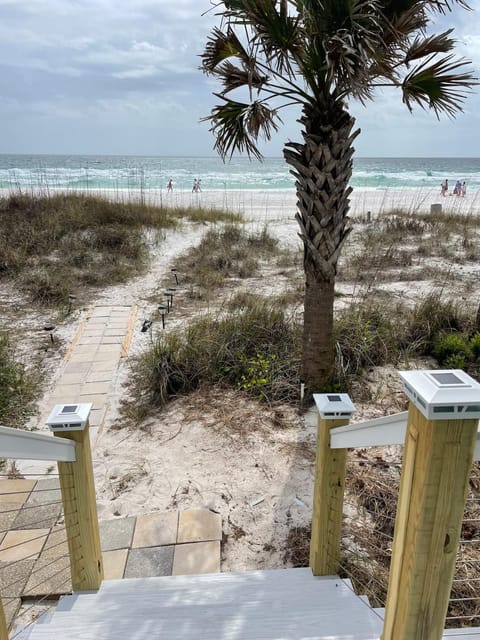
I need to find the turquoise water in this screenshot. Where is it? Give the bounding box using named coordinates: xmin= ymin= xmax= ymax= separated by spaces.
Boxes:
xmin=0 ymin=155 xmax=478 ymax=191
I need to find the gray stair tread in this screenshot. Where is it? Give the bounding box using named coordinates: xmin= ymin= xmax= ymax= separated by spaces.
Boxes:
xmin=27 ymin=569 xmax=383 ymax=639
xmin=24 ymin=568 xmax=480 ymax=640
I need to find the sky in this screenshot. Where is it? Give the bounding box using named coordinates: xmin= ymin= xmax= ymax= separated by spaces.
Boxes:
xmin=0 ymin=0 xmax=479 ymax=158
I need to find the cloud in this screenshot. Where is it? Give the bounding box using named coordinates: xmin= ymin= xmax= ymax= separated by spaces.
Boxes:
xmin=0 ymin=0 xmax=478 ymax=156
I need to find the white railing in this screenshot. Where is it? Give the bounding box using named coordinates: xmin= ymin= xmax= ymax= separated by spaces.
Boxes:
xmin=0 ymin=425 xmax=76 ymax=462
xmin=329 ymin=411 xmax=480 ymax=460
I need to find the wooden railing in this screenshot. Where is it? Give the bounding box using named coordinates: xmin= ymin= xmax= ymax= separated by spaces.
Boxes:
xmin=310 ymin=369 xmax=480 ymax=640
xmin=0 ymin=409 xmax=103 ymax=640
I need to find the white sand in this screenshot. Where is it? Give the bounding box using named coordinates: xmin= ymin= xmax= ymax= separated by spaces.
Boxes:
xmin=113 ymin=186 xmax=480 ymax=218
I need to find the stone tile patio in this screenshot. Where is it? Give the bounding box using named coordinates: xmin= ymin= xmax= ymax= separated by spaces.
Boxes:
xmin=0 ymin=479 xmax=222 ymax=627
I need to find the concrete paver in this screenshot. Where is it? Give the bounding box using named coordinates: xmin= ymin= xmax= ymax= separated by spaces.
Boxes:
xmin=132 ymin=512 xmax=178 ymax=549
xmin=172 ymin=541 xmax=221 ymax=576
xmin=0 ymin=480 xmax=35 ymax=505
xmin=103 ymin=549 xmax=128 ymax=580
xmin=0 ymin=529 xmax=49 ymax=563
xmin=124 ymin=546 xmax=174 ymax=579
xmin=177 ymin=509 xmax=222 ymax=543
xmin=100 ymin=517 xmax=135 ymax=551
xmin=23 ymin=527 xmax=70 ymax=597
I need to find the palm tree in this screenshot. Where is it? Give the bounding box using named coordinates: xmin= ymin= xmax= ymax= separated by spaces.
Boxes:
xmin=200 ymin=0 xmax=476 ymax=394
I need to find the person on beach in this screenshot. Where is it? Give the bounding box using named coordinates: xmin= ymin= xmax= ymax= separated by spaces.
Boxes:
xmin=167 ymin=179 xmax=173 ymax=192
xmin=441 ymin=179 xmax=448 ymax=196
xmin=192 ymin=179 xmax=198 ymax=192
xmin=462 ymin=181 xmax=467 ymax=197
xmin=454 ymin=179 xmax=462 ymax=195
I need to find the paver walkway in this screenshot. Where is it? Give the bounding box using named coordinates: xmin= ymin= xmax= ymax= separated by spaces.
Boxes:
xmin=0 ymin=305 xmax=222 ymax=628
xmin=46 ymin=305 xmax=137 ymax=442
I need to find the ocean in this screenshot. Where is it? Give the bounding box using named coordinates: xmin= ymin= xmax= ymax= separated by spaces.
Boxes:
xmin=0 ymin=155 xmax=479 ymax=192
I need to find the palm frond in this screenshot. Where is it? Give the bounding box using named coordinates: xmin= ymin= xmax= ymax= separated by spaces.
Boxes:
xmin=201 ymin=27 xmax=250 ymax=73
xmin=201 ymin=96 xmax=280 ymax=160
xmin=404 ymin=30 xmax=456 ymax=65
xmin=402 ymin=54 xmax=477 ymax=118
xmin=427 ymin=1 xmax=471 ymax=14
xmin=216 ymin=60 xmax=269 ymax=94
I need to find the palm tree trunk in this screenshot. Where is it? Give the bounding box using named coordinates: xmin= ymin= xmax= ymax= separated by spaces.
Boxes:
xmin=302 ymin=275 xmax=335 ymax=391
xmin=284 ymin=97 xmax=359 ymax=395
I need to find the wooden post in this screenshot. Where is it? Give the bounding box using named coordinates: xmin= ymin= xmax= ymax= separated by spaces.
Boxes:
xmin=310 ymin=415 xmax=350 ymax=575
xmin=381 ymin=403 xmax=477 ymax=640
xmin=55 ymin=421 xmax=104 ymax=591
xmin=0 ymin=597 xmax=8 ymax=640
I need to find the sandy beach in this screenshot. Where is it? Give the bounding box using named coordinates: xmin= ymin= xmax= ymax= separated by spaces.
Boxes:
xmin=118 ymin=186 xmax=480 ymax=217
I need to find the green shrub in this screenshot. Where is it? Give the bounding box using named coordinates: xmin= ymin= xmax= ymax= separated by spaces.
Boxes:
xmin=470 ymin=333 xmax=480 ymax=362
xmin=433 ymin=332 xmax=472 ymax=366
xmin=406 ymin=294 xmax=468 ymax=354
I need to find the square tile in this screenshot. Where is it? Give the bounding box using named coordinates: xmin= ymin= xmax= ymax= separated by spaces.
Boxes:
xmin=99 ymin=517 xmax=135 ymax=551
xmin=177 ymin=509 xmax=222 ymax=543
xmin=13 ymin=478 xmax=62 ymax=530
xmin=76 ymin=394 xmax=106 ymax=411
xmin=132 ymin=512 xmax=178 ymax=549
xmin=57 ymin=373 xmax=86 ymax=385
xmin=63 ymin=362 xmax=91 ymax=374
xmin=80 ymin=382 xmax=110 ymax=395
xmin=23 ymin=527 xmax=71 ymax=597
xmin=0 ymin=503 xmax=22 ymax=544
xmin=0 ymin=529 xmax=49 ymax=562
xmin=172 ymin=541 xmax=220 ymax=576
xmin=123 ymin=546 xmax=174 ymax=579
xmin=0 ymin=558 xmax=35 ymax=597
xmin=88 ymin=408 xmax=106 ymax=427
xmin=0 ymin=480 xmax=35 ymax=505
xmin=103 ymin=549 xmax=128 ymax=580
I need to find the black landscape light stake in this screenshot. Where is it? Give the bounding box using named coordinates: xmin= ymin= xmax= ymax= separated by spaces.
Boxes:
xmin=171 ymin=268 xmax=179 ymax=285
xmin=158 ymin=305 xmax=168 ymax=329
xmin=67 ymin=293 xmax=77 ymax=314
xmin=141 ymin=319 xmax=153 ymax=333
xmin=163 ymin=290 xmax=174 ymax=310
xmin=44 ymin=324 xmax=56 ymax=344
xmin=166 ymin=288 xmax=176 ymax=309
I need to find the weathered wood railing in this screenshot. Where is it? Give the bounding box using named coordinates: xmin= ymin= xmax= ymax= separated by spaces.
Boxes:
xmin=0 ymin=404 xmax=103 ymax=640
xmin=310 ymin=368 xmax=480 ymax=640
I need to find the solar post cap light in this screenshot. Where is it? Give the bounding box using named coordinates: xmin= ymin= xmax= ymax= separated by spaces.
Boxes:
xmin=313 ymin=393 xmax=356 ymax=419
xmin=399 ymin=369 xmax=480 ymax=420
xmin=45 ymin=403 xmax=93 ymax=432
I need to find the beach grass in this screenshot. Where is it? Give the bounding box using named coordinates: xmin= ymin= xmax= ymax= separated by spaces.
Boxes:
xmin=170 ymin=224 xmax=280 ymax=298
xmin=0 ymin=333 xmax=40 ymax=427
xmin=0 ymin=192 xmax=241 ymax=306
xmin=124 ymin=300 xmax=302 ymax=422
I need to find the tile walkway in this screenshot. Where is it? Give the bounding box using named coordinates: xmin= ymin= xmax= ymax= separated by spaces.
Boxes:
xmin=0 ymin=305 xmax=223 ymax=629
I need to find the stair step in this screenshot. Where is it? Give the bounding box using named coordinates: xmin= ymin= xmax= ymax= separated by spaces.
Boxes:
xmin=26 ymin=570 xmax=384 ymax=640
